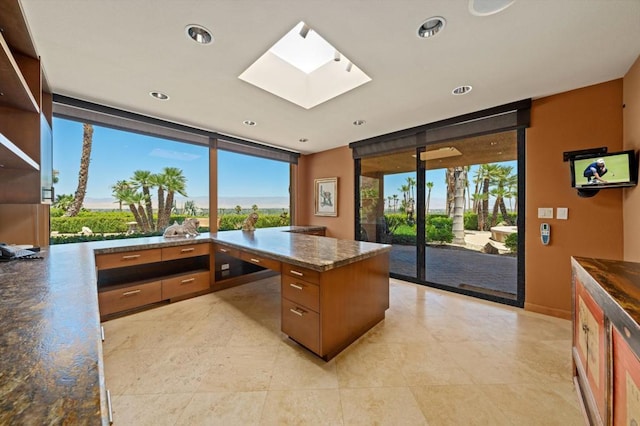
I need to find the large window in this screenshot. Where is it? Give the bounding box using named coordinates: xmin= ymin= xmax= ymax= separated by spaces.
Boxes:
xmin=217 ymin=150 xmax=291 ymax=230
xmin=52 ymin=117 xmax=209 ymax=241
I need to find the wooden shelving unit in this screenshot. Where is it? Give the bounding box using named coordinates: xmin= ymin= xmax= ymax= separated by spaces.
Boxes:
xmin=0 ymin=132 xmax=39 ymax=170
xmin=0 ymin=32 xmax=39 ymax=113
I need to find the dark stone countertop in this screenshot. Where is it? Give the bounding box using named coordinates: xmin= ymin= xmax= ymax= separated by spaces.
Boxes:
xmin=0 ymin=242 xmax=107 ymax=425
xmin=0 ymin=226 xmax=389 ymax=423
xmin=572 ymin=256 xmax=640 ymax=327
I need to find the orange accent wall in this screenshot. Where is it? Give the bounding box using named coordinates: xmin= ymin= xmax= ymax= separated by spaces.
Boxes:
xmin=296 ymin=146 xmax=354 ymax=240
xmin=525 ymin=79 xmax=624 ymax=318
xmin=297 ymin=80 xmax=628 ymax=319
xmin=623 ymin=55 xmax=640 ymax=261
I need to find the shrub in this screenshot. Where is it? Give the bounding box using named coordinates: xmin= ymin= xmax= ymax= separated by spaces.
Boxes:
xmin=217 ymin=214 xmax=289 ymax=231
xmin=504 ymin=232 xmax=518 ymax=252
xmin=391 ymin=224 xmax=416 ymax=245
xmin=464 ymin=212 xmax=478 ymax=230
xmin=426 ymin=216 xmax=453 ymax=244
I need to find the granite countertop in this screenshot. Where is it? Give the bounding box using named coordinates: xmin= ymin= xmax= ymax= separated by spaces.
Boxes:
xmin=0 ymin=226 xmax=389 ymax=423
xmin=210 ymin=228 xmax=391 ymax=272
xmin=0 ymin=243 xmax=107 ymax=425
xmin=572 ymin=256 xmax=640 ymax=327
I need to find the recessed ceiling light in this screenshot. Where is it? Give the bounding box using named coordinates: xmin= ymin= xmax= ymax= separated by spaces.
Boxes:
xmin=185 ymin=25 xmax=213 ymax=45
xmin=299 ymin=138 xmax=308 ymax=143
xmin=243 ymin=120 xmax=257 ymax=126
xmin=150 ymin=91 xmax=169 ymax=100
xmin=417 ymin=17 xmax=446 ymax=38
xmin=452 ymin=85 xmax=472 ymax=95
xmin=353 ymin=119 xmax=366 ymax=126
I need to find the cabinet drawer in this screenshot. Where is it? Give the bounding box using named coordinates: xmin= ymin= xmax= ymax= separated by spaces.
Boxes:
xmin=162 ymin=243 xmax=210 ymax=261
xmin=282 ymin=263 xmax=320 ymax=285
xmin=282 ymin=277 xmax=319 ymax=312
xmin=240 ymin=251 xmax=281 ymax=272
xmin=282 ymin=298 xmax=319 ymax=354
xmin=98 ymin=281 xmax=162 ymax=316
xmin=95 ymin=249 xmax=162 ymax=270
xmin=162 ymin=270 xmax=210 ymax=299
xmin=213 ymin=244 xmax=240 ymax=258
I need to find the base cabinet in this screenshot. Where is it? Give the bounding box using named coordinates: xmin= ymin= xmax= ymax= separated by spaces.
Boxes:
xmin=572 ymin=257 xmax=640 ymax=426
xmin=96 ymin=242 xmax=211 ymax=319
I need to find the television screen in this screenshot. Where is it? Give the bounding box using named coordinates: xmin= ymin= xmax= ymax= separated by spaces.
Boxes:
xmin=570 ymin=150 xmax=638 ymax=189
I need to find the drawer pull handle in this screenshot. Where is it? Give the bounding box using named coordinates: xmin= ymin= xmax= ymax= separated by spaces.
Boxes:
xmin=106 ymin=389 xmax=113 ymax=424
xmin=181 ymin=278 xmax=196 ymax=284
xmin=290 ymin=308 xmax=305 ymax=316
xmin=250 ymin=258 xmax=261 ymax=263
xmin=289 ymin=283 xmax=303 ymax=290
xmin=101 ymin=326 xmax=105 ymax=342
xmin=122 ymin=254 xmax=141 ymax=260
xmin=180 ymin=248 xmax=195 ymax=253
xmin=122 ymin=289 xmax=141 ymax=297
xmin=289 ymin=270 xmax=304 ymax=277
xmin=219 ymin=248 xmax=228 ymax=253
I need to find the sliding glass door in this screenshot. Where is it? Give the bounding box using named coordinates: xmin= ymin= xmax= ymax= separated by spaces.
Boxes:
xmin=356 ymin=130 xmax=524 ymax=306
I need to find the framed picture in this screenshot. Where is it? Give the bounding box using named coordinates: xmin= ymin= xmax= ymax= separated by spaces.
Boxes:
xmin=314 ymin=177 xmax=338 ymax=216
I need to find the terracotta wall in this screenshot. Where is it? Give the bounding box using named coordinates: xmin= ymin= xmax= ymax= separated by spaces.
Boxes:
xmin=623 ymin=55 xmax=640 ymax=261
xmin=297 ymin=80 xmax=627 ymax=319
xmin=295 ymin=146 xmax=354 ymax=240
xmin=525 ymin=79 xmax=624 ymax=318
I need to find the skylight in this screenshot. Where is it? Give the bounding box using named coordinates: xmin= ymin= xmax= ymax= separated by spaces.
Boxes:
xmin=239 ymin=21 xmax=372 ymax=109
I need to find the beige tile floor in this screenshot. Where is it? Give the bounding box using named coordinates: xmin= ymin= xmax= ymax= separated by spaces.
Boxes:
xmin=102 ymin=277 xmax=585 ymax=425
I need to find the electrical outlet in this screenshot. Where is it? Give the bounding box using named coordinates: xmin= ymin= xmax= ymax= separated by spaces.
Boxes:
xmin=537 ymin=207 xmax=553 ymax=219
xmin=221 ymin=263 xmax=229 ymax=271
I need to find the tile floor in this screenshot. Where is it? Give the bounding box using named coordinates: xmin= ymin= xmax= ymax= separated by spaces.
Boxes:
xmin=102 ymin=277 xmax=585 ymax=425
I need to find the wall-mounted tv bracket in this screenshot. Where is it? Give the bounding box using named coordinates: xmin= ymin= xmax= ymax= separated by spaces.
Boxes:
xmin=562 ymin=146 xmax=607 ymax=162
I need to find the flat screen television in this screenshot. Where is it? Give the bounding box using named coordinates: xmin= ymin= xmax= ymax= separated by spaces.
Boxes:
xmin=570 ymin=150 xmax=638 ymax=189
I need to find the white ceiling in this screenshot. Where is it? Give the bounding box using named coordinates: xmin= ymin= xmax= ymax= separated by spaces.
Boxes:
xmin=19 ymin=0 xmax=640 ymax=155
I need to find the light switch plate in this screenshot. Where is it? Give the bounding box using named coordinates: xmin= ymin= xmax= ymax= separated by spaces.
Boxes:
xmin=557 ymin=207 xmax=568 ymax=220
xmin=537 ymin=207 xmax=554 ymax=219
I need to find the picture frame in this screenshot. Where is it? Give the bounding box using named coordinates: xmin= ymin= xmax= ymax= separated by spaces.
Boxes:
xmin=314 ymin=177 xmax=338 ymax=216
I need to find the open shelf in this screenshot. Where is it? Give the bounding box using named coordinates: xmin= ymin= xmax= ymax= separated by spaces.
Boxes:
xmin=0 ymin=132 xmax=39 ymax=170
xmin=0 ymin=32 xmax=39 ymax=113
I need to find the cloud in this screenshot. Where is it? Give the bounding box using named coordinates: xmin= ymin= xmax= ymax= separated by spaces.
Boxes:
xmin=149 ymin=148 xmax=201 ymax=161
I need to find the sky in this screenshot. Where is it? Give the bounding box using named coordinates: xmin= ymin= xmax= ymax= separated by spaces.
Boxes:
xmin=53 ymin=118 xmax=290 ymax=208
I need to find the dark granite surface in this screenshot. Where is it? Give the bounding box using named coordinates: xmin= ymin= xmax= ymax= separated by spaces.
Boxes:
xmin=0 ymin=242 xmax=107 ymax=425
xmin=0 ymin=226 xmax=389 ymax=423
xmin=572 ymin=257 xmax=640 ymax=327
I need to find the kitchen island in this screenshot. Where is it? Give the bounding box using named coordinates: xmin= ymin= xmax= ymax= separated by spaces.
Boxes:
xmin=0 ymin=227 xmax=390 ymax=424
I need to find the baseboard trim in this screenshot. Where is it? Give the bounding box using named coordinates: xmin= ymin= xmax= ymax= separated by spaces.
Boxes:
xmin=524 ymin=302 xmax=572 ymax=320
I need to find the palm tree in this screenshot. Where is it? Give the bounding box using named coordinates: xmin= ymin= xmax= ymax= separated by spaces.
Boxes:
xmin=150 ymin=173 xmax=167 ymax=229
xmin=452 ymin=167 xmax=466 ymax=244
xmin=159 ymin=167 xmax=187 ymax=229
xmin=113 ymin=187 xmax=148 ymax=231
xmin=234 ymin=205 xmax=242 ymax=214
xmin=392 ymin=194 xmax=399 ymax=212
xmin=445 ymin=167 xmax=456 ymax=217
xmin=53 ymin=193 xmax=74 ymax=211
xmin=111 ymin=180 xmax=130 ymax=211
xmin=406 ymin=176 xmax=416 ymax=203
xmin=131 ymin=170 xmax=155 ymax=230
xmin=398 ymin=184 xmax=410 ymax=212
xmin=490 ymin=165 xmax=515 ymax=226
xmin=251 ymin=204 xmax=259 ymax=212
xmin=65 ymin=123 xmax=93 ymax=217
xmin=425 ymin=182 xmax=434 ymax=216
xmin=479 ymin=164 xmax=501 ymax=230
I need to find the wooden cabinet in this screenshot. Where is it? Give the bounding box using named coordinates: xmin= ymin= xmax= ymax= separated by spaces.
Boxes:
xmin=572 ymin=257 xmax=640 ymax=426
xmin=240 ymin=251 xmax=282 ymax=272
xmin=281 ymin=264 xmax=321 ymax=353
xmin=98 ymin=281 xmax=163 ymax=316
xmin=96 ymin=242 xmax=211 ymax=319
xmin=0 ymin=1 xmax=53 ymax=246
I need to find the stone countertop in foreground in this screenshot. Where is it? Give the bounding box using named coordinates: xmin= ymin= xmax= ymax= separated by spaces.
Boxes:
xmin=0 ymin=226 xmax=390 ymax=423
